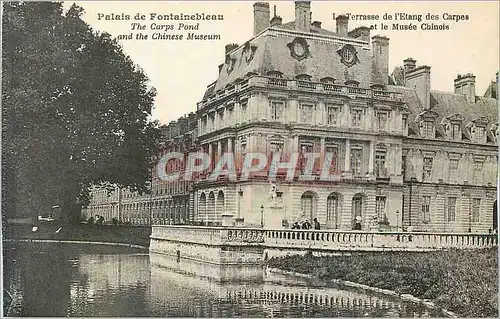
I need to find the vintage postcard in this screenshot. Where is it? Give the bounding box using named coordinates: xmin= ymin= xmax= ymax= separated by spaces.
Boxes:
xmin=2 ymin=0 xmax=499 ymax=317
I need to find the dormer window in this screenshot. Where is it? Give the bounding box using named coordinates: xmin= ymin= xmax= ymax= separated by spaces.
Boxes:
xmin=416 ymin=110 xmax=438 ymax=139
xmin=468 ymin=117 xmax=489 ymax=144
xmin=490 ymin=123 xmax=498 ymax=142
xmin=443 ymin=114 xmax=464 ymax=141
xmin=422 ymin=120 xmax=434 ymax=138
xmin=345 ymin=80 xmax=360 ymax=87
xmin=296 ymin=74 xmax=312 ymax=81
xmin=320 ymin=77 xmax=336 ymax=84
xmin=266 ymin=70 xmax=283 ymax=78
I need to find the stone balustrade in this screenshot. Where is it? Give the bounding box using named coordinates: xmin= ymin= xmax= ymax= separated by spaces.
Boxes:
xmin=264 ymin=229 xmax=498 ymax=251
xmin=197 ymin=76 xmax=403 ymax=110
xmin=151 ymin=225 xmax=497 ymax=251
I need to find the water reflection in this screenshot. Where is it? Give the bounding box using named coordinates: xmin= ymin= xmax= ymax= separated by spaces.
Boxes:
xmin=3 ymin=243 xmax=443 ymax=317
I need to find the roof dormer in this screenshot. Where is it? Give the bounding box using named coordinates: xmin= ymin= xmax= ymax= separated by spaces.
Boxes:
xmin=467 ymin=117 xmax=489 ymax=144
xmin=441 ymin=113 xmax=464 ymax=141
xmin=416 ymin=109 xmax=438 ymax=139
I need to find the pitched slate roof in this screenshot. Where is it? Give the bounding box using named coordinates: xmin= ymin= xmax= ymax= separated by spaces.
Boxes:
xmin=389 ymin=84 xmax=498 ymax=143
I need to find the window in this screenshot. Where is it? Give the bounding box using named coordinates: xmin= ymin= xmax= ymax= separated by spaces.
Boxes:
xmin=402 ymin=116 xmax=408 ymax=132
xmin=376 ymin=196 xmax=387 ymax=223
xmin=350 ymin=147 xmax=363 ymax=175
xmin=270 ymin=100 xmax=285 ymax=121
xmin=402 ymin=155 xmax=406 ymax=179
xmin=326 ymin=194 xmax=339 ymax=228
xmin=375 ymin=150 xmax=387 ymax=178
xmin=325 ymin=144 xmax=339 ymax=173
xmin=422 ymin=120 xmax=434 ymax=138
xmin=449 ymin=159 xmax=459 ymax=170
xmin=327 ymin=105 xmax=339 ymax=125
xmin=451 ymin=123 xmax=461 ymax=140
xmin=300 ymin=103 xmax=314 ymax=123
xmin=475 ymin=127 xmax=485 ymax=141
xmin=472 ymin=198 xmax=480 ymax=223
xmin=377 ymin=111 xmax=388 ymax=130
xmin=421 ymin=196 xmax=431 ymax=222
xmin=423 ymin=157 xmax=433 ymax=181
xmin=300 ymin=142 xmax=313 ymax=172
xmin=351 ymin=109 xmax=363 ymax=127
xmin=447 ymin=197 xmax=457 ymax=222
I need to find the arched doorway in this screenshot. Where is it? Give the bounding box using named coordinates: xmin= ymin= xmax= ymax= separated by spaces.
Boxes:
xmin=301 ymin=191 xmax=317 ymax=222
xmin=493 ymin=200 xmax=497 ymax=232
xmin=326 ymin=193 xmax=342 ymax=229
xmin=217 ymin=190 xmax=225 ymax=217
xmin=352 ymin=194 xmax=365 ymax=230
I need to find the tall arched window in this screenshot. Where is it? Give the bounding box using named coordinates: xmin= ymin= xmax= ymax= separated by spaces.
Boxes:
xmin=327 ymin=193 xmax=340 ymax=229
xmin=352 ymin=194 xmax=364 ymax=230
xmin=301 ymin=191 xmax=317 ymax=221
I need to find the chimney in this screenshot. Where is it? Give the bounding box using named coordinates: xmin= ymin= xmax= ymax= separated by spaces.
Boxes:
xmin=295 ymin=1 xmax=311 ymax=32
xmin=454 ymin=73 xmax=476 ymax=104
xmin=348 ymin=26 xmax=370 ymax=42
xmin=225 ymin=43 xmax=239 ymax=55
xmin=311 ymin=20 xmax=321 ymax=28
xmin=403 ymin=58 xmax=417 ymax=74
xmin=336 ymin=15 xmax=348 ymax=36
xmin=406 ymin=66 xmax=431 ymax=109
xmin=372 ymin=35 xmax=389 ymax=85
xmin=270 ymin=5 xmax=282 ymax=26
xmin=253 ymin=2 xmax=270 ymax=36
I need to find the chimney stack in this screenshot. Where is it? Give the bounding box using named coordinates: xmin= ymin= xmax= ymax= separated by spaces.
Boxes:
xmin=336 ymin=15 xmax=348 ymax=36
xmin=372 ymin=35 xmax=390 ymax=85
xmin=295 ymin=1 xmax=311 ymax=32
xmin=253 ymin=2 xmax=270 ymax=36
xmin=454 ymin=73 xmax=476 ymax=104
xmin=403 ymin=58 xmax=417 ymax=74
xmin=348 ymin=26 xmax=370 ymax=42
xmin=406 ymin=66 xmax=431 ymax=109
xmin=270 ymin=5 xmax=282 ymax=26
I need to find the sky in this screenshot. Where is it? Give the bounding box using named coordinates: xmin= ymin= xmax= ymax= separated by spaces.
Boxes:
xmin=68 ymin=1 xmax=499 ymax=125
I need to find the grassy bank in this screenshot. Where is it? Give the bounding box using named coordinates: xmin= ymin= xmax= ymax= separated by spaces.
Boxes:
xmin=267 ymin=249 xmax=498 ymax=317
xmin=3 ymin=223 xmax=151 ymax=247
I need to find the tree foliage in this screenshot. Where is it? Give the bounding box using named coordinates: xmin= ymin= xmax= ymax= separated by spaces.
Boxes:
xmin=2 ymin=2 xmax=162 ymax=221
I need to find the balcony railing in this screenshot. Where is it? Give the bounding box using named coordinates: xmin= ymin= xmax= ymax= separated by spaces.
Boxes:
xmin=198 ymin=76 xmax=403 ymax=109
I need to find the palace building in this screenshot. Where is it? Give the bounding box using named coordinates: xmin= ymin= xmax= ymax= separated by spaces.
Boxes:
xmin=82 ymin=1 xmax=498 ymax=233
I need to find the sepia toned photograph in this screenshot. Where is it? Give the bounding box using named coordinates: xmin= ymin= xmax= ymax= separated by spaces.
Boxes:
xmin=2 ymin=0 xmax=499 ymax=317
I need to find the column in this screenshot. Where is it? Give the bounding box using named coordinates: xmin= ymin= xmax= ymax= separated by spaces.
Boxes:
xmin=217 ymin=140 xmax=222 ymax=158
xmin=320 ymin=137 xmax=326 ymax=169
xmin=291 ymin=135 xmax=299 ymax=153
xmin=368 ymin=140 xmax=375 ymax=175
xmin=344 ymin=139 xmax=351 ymax=172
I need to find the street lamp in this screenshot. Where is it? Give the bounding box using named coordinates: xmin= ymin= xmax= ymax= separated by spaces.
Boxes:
xmin=260 ymin=204 xmax=264 ymax=228
xmin=396 ymin=210 xmax=400 ymax=231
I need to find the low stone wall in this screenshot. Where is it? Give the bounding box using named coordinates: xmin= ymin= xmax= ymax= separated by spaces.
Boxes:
xmin=150 ymin=225 xmax=498 ymax=264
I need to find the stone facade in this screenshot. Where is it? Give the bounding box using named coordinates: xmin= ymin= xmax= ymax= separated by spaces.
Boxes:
xmin=83 ymin=1 xmax=498 ymax=233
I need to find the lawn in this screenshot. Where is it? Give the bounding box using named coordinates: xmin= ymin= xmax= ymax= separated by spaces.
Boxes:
xmin=267 ymin=248 xmax=498 ymax=317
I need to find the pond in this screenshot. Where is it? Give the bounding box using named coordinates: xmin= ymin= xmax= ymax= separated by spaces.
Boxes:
xmin=3 ymin=243 xmax=444 ymax=317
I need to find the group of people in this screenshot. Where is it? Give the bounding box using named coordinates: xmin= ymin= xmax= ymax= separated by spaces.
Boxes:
xmin=291 ymin=215 xmax=321 ymax=230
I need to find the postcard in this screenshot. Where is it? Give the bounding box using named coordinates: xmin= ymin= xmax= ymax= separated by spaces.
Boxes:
xmin=2 ymin=1 xmax=498 ymax=318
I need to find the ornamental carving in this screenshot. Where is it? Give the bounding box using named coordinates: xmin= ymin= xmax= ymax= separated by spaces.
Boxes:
xmin=242 ymin=42 xmax=257 ymax=64
xmin=287 ymin=37 xmax=310 ymax=61
xmin=225 ymin=54 xmax=236 ymax=74
xmin=337 ymin=44 xmax=359 ymax=67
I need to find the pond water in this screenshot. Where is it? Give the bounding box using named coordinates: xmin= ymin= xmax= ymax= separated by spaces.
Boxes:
xmin=3 ymin=243 xmax=444 ymax=317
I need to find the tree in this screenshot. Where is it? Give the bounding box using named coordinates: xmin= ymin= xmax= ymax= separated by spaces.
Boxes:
xmin=2 ymin=2 xmax=162 ymax=223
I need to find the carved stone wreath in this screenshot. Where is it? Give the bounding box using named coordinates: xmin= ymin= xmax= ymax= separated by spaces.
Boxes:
xmin=337 ymin=44 xmax=359 ymax=67
xmin=225 ymin=54 xmax=236 ymax=74
xmin=287 ymin=37 xmax=310 ymax=61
